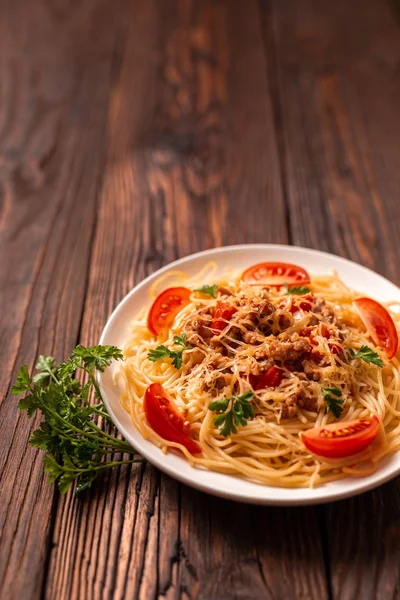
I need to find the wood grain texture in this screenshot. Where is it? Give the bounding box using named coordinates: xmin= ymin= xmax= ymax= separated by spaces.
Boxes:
xmin=1 ymin=0 xmax=400 ymax=598
xmin=44 ymin=1 xmax=327 ymax=599
xmin=262 ymin=0 xmax=400 ymax=598
xmin=0 ymin=0 xmax=125 ymax=598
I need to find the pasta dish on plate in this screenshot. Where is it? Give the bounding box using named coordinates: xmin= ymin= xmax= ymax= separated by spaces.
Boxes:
xmin=117 ymin=261 xmax=400 ymax=488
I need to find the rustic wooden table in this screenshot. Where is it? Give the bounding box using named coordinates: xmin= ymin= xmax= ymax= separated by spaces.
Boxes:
xmin=1 ymin=0 xmax=400 ymax=598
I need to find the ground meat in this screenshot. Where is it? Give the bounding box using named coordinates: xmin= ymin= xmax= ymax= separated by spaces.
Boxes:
xmin=210 ymin=336 xmax=226 ymax=354
xmin=281 ymin=388 xmax=318 ymax=418
xmin=258 ymin=322 xmax=272 ymax=336
xmin=193 ymin=321 xmax=213 ymax=340
xmin=303 ymin=362 xmax=321 ymax=381
xmin=314 ymin=297 xmax=325 ymax=312
xmin=321 ymin=306 xmax=335 ymax=322
xmin=248 ymin=358 xmax=274 ymax=376
xmin=314 ymin=297 xmax=336 ymax=323
xmin=182 ymin=348 xmax=205 ymax=369
xmin=255 ymin=332 xmax=312 ymax=363
xmin=278 ymin=312 xmax=293 ymax=330
xmin=257 ymin=359 xmax=274 ymax=373
xmin=255 ymin=299 xmax=276 ymax=317
xmin=297 ymin=394 xmax=318 ymax=412
xmin=204 ymin=371 xmax=233 ymax=394
xmin=185 ymin=312 xmax=213 ymax=346
xmin=232 ymin=299 xmax=275 ymax=329
xmin=281 ymin=395 xmax=298 ymax=418
xmin=249 ymin=362 xmax=261 ymax=376
xmin=253 ymin=345 xmax=270 ymax=361
xmin=217 ymin=286 xmax=233 ymax=296
xmin=230 ymin=311 xmax=258 ymax=332
xmin=186 ymin=332 xmax=202 ymax=346
xmin=218 ymin=297 xmax=279 ymax=347
xmin=243 ymin=331 xmax=264 ymax=345
xmin=214 ymin=374 xmax=227 ymax=389
xmin=211 ymin=354 xmax=230 ymax=370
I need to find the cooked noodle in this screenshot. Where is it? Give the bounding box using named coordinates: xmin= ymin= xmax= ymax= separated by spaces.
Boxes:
xmin=117 ymin=262 xmax=400 ymax=488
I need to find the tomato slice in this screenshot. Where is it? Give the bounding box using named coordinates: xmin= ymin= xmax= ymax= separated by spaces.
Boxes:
xmin=211 ymin=301 xmax=237 ymax=333
xmin=144 ymin=383 xmax=201 ymax=454
xmin=241 ymin=262 xmax=310 ymax=287
xmin=353 ymin=297 xmax=398 ymax=359
xmin=301 ymin=416 xmax=380 ymax=458
xmin=249 ymin=366 xmax=284 ymax=390
xmin=147 ymin=287 xmax=191 ymax=335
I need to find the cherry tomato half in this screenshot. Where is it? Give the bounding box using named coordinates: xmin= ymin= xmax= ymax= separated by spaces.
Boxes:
xmin=211 ymin=301 xmax=237 ymax=333
xmin=241 ymin=262 xmax=310 ymax=287
xmin=144 ymin=383 xmax=201 ymax=454
xmin=249 ymin=366 xmax=284 ymax=390
xmin=353 ymin=297 xmax=398 ymax=359
xmin=301 ymin=416 xmax=380 ymax=459
xmin=147 ymin=287 xmax=191 ymax=335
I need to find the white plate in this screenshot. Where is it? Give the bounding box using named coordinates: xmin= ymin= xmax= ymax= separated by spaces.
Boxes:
xmin=98 ymin=244 xmax=400 ymax=505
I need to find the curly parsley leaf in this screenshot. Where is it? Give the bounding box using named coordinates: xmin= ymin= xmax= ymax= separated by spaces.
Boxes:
xmin=147 ymin=345 xmax=170 ymax=362
xmin=12 ymin=346 xmax=142 ymax=495
xmin=173 ymin=333 xmax=189 ymax=347
xmin=17 ymin=393 xmax=38 ymax=418
xmin=11 ymin=365 xmax=31 ymax=395
xmin=284 ymin=283 xmax=311 ymax=295
xmin=195 ymin=284 xmax=218 ymax=298
xmin=208 ymin=397 xmax=230 ymax=412
xmin=323 ymin=387 xmax=344 ymax=418
xmin=209 ymin=390 xmax=255 ymax=436
xmin=71 ymin=344 xmax=123 ymax=371
xmin=33 ymin=356 xmax=57 ymax=383
xmin=147 ymin=334 xmax=192 ymax=370
xmin=348 ymin=345 xmax=383 ymax=368
xmin=170 ymin=351 xmax=184 ymax=370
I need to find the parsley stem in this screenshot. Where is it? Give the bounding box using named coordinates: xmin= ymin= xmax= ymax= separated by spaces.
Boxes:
xmin=52 ymin=429 xmax=134 ymax=453
xmin=46 ymin=368 xmax=61 ymax=386
xmin=85 ymin=365 xmax=103 ymax=400
xmin=40 ymin=404 xmax=134 ymax=452
xmin=61 ymin=459 xmax=144 ymax=475
xmin=90 ymin=407 xmax=111 ymax=420
xmin=86 ymin=420 xmax=134 ymax=449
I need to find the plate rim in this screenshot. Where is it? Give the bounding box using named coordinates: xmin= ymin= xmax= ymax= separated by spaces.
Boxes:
xmin=98 ymin=243 xmax=400 ymax=505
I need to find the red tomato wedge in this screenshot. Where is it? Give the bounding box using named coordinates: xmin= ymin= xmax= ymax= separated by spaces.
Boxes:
xmin=241 ymin=262 xmax=310 ymax=287
xmin=144 ymin=383 xmax=201 ymax=454
xmin=353 ymin=297 xmax=398 ymax=359
xmin=249 ymin=366 xmax=284 ymax=390
xmin=147 ymin=287 xmax=191 ymax=335
xmin=211 ymin=301 xmax=237 ymax=333
xmin=301 ymin=416 xmax=380 ymax=459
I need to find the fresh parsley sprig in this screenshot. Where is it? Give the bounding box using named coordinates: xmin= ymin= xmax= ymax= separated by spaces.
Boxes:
xmin=284 ymin=283 xmax=311 ymax=295
xmin=195 ymin=284 xmax=218 ymax=298
xmin=348 ymin=345 xmax=383 ymax=368
xmin=209 ymin=390 xmax=254 ymax=437
xmin=323 ymin=387 xmax=344 ymax=418
xmin=147 ymin=334 xmax=192 ymax=369
xmin=12 ymin=345 xmax=142 ymax=495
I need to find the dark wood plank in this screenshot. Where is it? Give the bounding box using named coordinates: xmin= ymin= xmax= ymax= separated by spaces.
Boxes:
xmin=44 ymin=1 xmax=328 ymax=599
xmin=0 ymin=1 xmax=124 ymax=598
xmin=262 ymin=0 xmax=400 ymax=597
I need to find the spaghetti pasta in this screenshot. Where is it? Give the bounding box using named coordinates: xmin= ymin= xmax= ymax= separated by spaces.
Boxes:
xmin=117 ymin=262 xmax=400 ymax=488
